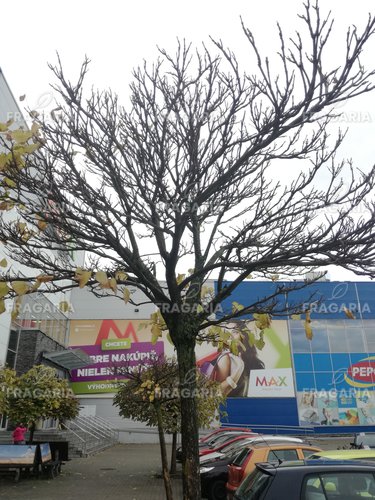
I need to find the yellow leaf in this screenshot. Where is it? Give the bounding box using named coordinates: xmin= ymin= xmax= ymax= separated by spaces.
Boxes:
xmin=343 ymin=307 xmax=355 ymax=320
xmin=0 ymin=300 xmax=5 ymax=315
xmin=75 ymin=268 xmax=92 ymax=288
xmin=123 ymin=288 xmax=130 ymax=304
xmin=0 ymin=153 xmax=12 ymax=170
xmin=305 ymin=321 xmax=313 ymax=340
xmin=176 ymin=273 xmax=185 ymax=285
xmin=0 ymin=283 xmax=9 ymax=298
xmin=115 ymin=271 xmax=128 ymax=281
xmin=31 ymin=280 xmax=42 ymax=291
xmin=37 ymin=219 xmax=47 ymax=231
xmin=16 ymin=222 xmax=26 ymax=233
xmin=21 ymin=230 xmax=32 ymax=242
xmin=9 ymin=129 xmax=34 ymax=144
xmin=22 ymin=143 xmax=41 ymax=154
xmin=151 ymin=324 xmax=161 ymax=344
xmin=232 ymin=301 xmax=244 ymax=313
xmin=11 ymin=281 xmax=29 ymax=295
xmin=31 ymin=122 xmax=41 ymax=135
xmin=3 ymin=178 xmax=16 ymax=188
xmin=291 ymin=314 xmax=301 ymax=320
xmin=149 ymin=394 xmax=155 ymax=402
xmin=0 ymin=201 xmax=13 ymax=211
xmin=270 ymin=274 xmax=279 ymax=282
xmin=0 ymin=119 xmax=13 ymax=132
xmin=36 ymin=275 xmax=54 ymax=283
xmin=0 ymin=258 xmax=7 ymax=267
xmin=95 ymin=271 xmax=108 ymax=285
xmin=59 ymin=301 xmax=70 ymax=312
xmin=305 ymin=310 xmax=311 ymax=323
xmin=109 ymin=278 xmax=117 ymax=293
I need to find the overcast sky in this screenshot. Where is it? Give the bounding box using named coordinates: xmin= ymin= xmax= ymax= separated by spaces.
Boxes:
xmin=2 ymin=0 xmax=375 ymax=281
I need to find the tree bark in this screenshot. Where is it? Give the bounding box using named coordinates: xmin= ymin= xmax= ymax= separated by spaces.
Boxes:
xmin=28 ymin=422 xmax=35 ymax=444
xmin=176 ymin=338 xmax=201 ymax=500
xmin=170 ymin=432 xmax=177 ymax=475
xmin=155 ymin=403 xmax=174 ymax=500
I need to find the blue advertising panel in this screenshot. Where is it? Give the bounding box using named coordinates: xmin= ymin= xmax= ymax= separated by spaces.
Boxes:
xmin=216 ymin=281 xmax=375 ymax=320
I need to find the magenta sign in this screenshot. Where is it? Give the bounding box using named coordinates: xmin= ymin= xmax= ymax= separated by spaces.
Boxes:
xmin=70 ymin=341 xmax=164 ymax=382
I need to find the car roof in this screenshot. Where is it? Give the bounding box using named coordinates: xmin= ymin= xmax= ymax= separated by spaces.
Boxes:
xmin=310 ymin=449 xmax=375 ymax=459
xmin=242 ymin=442 xmax=319 ymax=451
xmin=255 ymin=459 xmax=375 ymax=476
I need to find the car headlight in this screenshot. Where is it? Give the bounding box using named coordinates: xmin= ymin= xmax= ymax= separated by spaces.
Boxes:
xmin=200 ymin=467 xmax=214 ymax=474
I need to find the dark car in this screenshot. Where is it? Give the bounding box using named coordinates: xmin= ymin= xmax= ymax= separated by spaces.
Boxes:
xmin=234 ymin=459 xmax=375 ymax=500
xmin=200 ymin=438 xmax=315 ymax=500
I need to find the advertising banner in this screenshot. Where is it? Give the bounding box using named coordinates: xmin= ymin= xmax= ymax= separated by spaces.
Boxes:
xmin=197 ymin=320 xmax=294 ymax=398
xmin=296 ymin=354 xmax=375 ymax=426
xmin=248 ymin=368 xmax=295 ymax=397
xmin=69 ymin=319 xmax=295 ymax=397
xmin=69 ymin=320 xmax=166 ymax=394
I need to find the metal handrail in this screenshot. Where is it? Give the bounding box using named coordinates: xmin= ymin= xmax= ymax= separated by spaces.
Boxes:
xmin=85 ymin=416 xmax=119 ymax=442
xmin=65 ymin=419 xmax=100 ymax=440
xmin=86 ymin=415 xmax=119 ymax=441
xmin=74 ymin=417 xmax=111 ymax=440
xmin=61 ymin=423 xmax=87 ymax=456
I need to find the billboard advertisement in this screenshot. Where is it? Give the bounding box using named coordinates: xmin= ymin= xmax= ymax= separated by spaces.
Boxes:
xmin=296 ymin=353 xmax=375 ymax=426
xmin=69 ymin=319 xmax=295 ymax=397
xmin=69 ymin=320 xmax=165 ymax=394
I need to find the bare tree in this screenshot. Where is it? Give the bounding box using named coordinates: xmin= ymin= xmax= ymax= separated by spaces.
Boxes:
xmin=1 ymin=2 xmax=375 ymax=498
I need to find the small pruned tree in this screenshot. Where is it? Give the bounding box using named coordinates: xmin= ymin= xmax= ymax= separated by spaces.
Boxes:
xmin=0 ymin=365 xmax=79 ymax=443
xmin=1 ymin=2 xmax=375 ymax=497
xmin=113 ymin=357 xmax=225 ymax=500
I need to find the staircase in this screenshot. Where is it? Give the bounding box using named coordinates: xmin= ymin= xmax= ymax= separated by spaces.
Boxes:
xmin=0 ymin=416 xmax=119 ymax=458
xmin=62 ymin=415 xmax=119 ymax=457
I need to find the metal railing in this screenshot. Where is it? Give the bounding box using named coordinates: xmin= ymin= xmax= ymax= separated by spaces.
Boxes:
xmin=220 ymin=422 xmax=315 ymax=435
xmin=63 ymin=415 xmax=119 ymax=456
xmin=61 ymin=423 xmax=87 ymax=456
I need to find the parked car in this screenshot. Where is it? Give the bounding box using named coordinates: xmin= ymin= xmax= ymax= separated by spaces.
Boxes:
xmin=199 ymin=431 xmax=256 ymax=457
xmin=199 ymin=427 xmax=252 ymax=444
xmin=177 ymin=430 xmax=255 ymax=462
xmin=352 ymin=432 xmax=375 ymax=449
xmin=234 ymin=459 xmax=375 ymax=500
xmin=201 ymin=438 xmax=314 ymax=500
xmin=308 ymin=448 xmax=375 ymax=461
xmin=201 ymin=434 xmax=307 ymax=464
xmin=226 ymin=442 xmax=321 ymax=499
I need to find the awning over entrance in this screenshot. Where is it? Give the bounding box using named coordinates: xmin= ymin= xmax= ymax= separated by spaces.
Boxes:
xmin=42 ymin=349 xmax=92 ymax=371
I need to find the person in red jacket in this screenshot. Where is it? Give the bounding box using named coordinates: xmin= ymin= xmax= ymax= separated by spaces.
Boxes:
xmin=12 ymin=423 xmax=27 ymax=445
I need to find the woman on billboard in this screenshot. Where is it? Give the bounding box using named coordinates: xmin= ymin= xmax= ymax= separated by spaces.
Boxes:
xmin=198 ymin=322 xmax=265 ymax=397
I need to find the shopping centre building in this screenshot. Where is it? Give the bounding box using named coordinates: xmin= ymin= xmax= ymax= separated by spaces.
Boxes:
xmin=67 ymin=279 xmax=375 ymax=438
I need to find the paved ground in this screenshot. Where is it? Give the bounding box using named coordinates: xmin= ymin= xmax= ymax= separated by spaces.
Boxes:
xmin=0 ymin=436 xmax=354 ymax=500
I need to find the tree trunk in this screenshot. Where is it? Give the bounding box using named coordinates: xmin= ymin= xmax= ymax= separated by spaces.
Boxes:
xmin=28 ymin=422 xmax=35 ymax=444
xmin=175 ymin=339 xmax=201 ymax=500
xmin=155 ymin=403 xmax=174 ymax=500
xmin=170 ymin=431 xmax=177 ymax=475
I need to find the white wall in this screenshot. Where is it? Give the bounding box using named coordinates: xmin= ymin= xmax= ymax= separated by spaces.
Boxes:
xmin=69 ymin=286 xmax=156 ymax=320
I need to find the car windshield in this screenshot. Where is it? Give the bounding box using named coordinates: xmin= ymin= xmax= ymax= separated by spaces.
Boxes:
xmin=234 ymin=468 xmax=272 ymax=500
xmin=221 ymin=438 xmax=251 ymax=454
xmin=209 ymin=433 xmax=240 ymax=448
xmin=232 ymin=447 xmax=252 ymax=467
